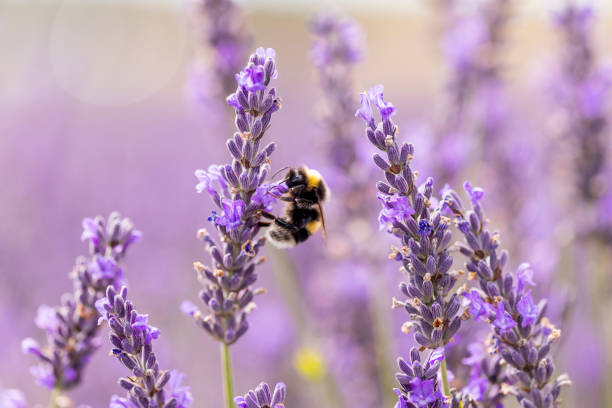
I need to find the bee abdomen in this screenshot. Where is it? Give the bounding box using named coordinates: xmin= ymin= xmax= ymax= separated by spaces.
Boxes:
xmin=266 ymin=227 xmax=297 ymax=248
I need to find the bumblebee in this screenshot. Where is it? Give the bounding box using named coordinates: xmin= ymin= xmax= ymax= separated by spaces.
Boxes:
xmin=261 ymin=166 xmax=329 ymax=248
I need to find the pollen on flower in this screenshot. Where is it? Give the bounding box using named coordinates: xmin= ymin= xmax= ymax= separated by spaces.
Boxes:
xmin=411 ymin=297 xmax=421 ymax=307
xmin=401 ymin=321 xmax=414 ymax=334
xmin=196 ymin=228 xmax=208 ymax=239
xmin=213 ymin=269 xmax=224 ymax=277
xmin=255 ymin=256 xmax=267 ymax=265
xmin=253 ymin=288 xmax=266 ymax=295
xmin=424 ymin=273 xmax=432 ymax=282
xmin=433 ymin=317 xmax=444 ymax=328
xmin=468 ymin=271 xmax=477 ymax=280
xmin=244 ymin=302 xmax=257 ymax=313
xmin=549 ymin=328 xmax=562 ymax=342
xmin=501 ymin=383 xmax=513 ymax=395
xmin=384 ymin=135 xmax=393 ymax=146
xmin=391 ymin=297 xmax=405 ymax=309
xmin=193 ymin=262 xmax=206 ymax=273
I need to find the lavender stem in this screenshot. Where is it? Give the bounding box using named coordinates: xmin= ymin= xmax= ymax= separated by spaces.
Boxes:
xmin=49 ymin=388 xmax=60 ymax=408
xmin=221 ymin=343 xmax=234 ymax=408
xmin=439 ymin=355 xmax=450 ymax=398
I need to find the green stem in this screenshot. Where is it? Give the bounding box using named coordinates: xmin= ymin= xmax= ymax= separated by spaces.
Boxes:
xmin=440 ymin=356 xmax=451 ymax=397
xmin=49 ymin=387 xmax=61 ymax=408
xmin=221 ymin=343 xmax=234 ymax=408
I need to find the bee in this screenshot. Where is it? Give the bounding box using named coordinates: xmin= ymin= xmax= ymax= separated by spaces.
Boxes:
xmin=260 ymin=166 xmax=329 ymax=248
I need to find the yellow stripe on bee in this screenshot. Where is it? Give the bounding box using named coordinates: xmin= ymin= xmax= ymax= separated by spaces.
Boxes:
xmin=305 ymin=167 xmax=322 ymax=190
xmin=306 ymin=220 xmax=321 ymax=235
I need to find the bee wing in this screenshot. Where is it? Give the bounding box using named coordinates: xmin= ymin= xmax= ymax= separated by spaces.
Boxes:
xmin=317 ymin=201 xmax=327 ymax=243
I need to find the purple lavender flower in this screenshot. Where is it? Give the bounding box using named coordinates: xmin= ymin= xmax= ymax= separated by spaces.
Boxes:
xmin=184 ymin=47 xmax=282 ymax=346
xmin=22 ymin=213 xmax=140 ymax=395
xmin=358 ymin=86 xmax=462 ymax=405
xmin=234 ymin=382 xmax=286 ymax=408
xmin=460 ymin=341 xmax=509 ymax=406
xmin=190 ymin=0 xmax=250 ymax=100
xmin=310 ymin=12 xmax=364 ymax=171
xmin=553 ymin=5 xmax=611 ymax=239
xmin=443 ymin=183 xmax=572 ymax=407
xmin=394 ymin=348 xmax=444 ymax=408
xmin=99 ymin=286 xmax=193 ymax=408
xmin=0 ymin=390 xmax=27 ymax=408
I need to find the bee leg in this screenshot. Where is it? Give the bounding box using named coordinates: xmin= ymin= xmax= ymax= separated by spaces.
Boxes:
xmin=257 ymin=221 xmax=272 ymax=227
xmin=260 ymin=211 xmax=277 ymax=220
xmin=274 ymin=217 xmax=299 ymax=231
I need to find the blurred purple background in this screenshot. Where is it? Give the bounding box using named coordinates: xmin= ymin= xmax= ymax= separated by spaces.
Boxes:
xmin=1 ymin=1 xmax=612 ymax=407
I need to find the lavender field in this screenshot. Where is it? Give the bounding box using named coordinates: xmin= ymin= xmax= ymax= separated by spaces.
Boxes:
xmin=1 ymin=1 xmax=611 ymax=407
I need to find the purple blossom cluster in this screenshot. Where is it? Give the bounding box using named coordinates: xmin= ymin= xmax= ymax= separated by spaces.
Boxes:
xmin=191 ymin=0 xmax=250 ymax=100
xmin=22 ymin=213 xmax=140 ymax=392
xmin=357 ymin=86 xmax=461 ymax=406
xmin=97 ymin=286 xmax=193 ymax=407
xmin=394 ymin=348 xmax=445 ymax=408
xmin=443 ymin=184 xmax=572 ymax=407
xmin=358 ymin=85 xmax=571 ymax=408
xmin=182 ymin=47 xmax=284 ymax=345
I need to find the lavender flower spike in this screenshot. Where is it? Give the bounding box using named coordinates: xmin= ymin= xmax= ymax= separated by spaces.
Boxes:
xmin=443 ymin=183 xmax=572 ymax=407
xmin=358 ymin=86 xmax=461 ymax=406
xmin=191 ymin=0 xmax=250 ymax=99
xmin=184 ymin=47 xmax=284 ymax=346
xmin=310 ymin=12 xmax=363 ymax=170
xmin=0 ymin=390 xmax=27 ymax=408
xmin=98 ymin=286 xmax=193 ymax=407
xmin=22 ymin=213 xmax=140 ymax=394
xmin=234 ymin=382 xmax=286 ymax=408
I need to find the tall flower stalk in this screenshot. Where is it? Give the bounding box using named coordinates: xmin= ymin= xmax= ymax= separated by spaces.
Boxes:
xmin=190 ymin=0 xmax=250 ymax=103
xmin=21 ymin=213 xmax=140 ymax=406
xmin=97 ymin=286 xmax=193 ymax=407
xmin=358 ymin=85 xmax=571 ymax=407
xmin=308 ymin=13 xmax=395 ymax=408
xmin=553 ymin=5 xmax=611 ymax=241
xmin=181 ymin=47 xmax=283 ymax=408
xmin=443 ymin=183 xmax=572 ymax=407
xmin=357 ymin=86 xmax=462 ymax=407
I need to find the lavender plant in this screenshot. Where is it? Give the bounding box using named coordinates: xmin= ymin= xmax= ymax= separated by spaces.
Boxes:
xmin=309 ymin=12 xmax=395 ymax=407
xmin=234 ymin=382 xmax=286 ymax=408
xmin=443 ymin=184 xmax=572 ymax=407
xmin=21 ymin=213 xmax=140 ymax=406
xmin=358 ymin=86 xmax=571 ymax=407
xmin=357 ymin=85 xmax=461 ymax=406
xmin=181 ymin=46 xmax=283 ymax=408
xmin=553 ymin=5 xmax=611 ymax=241
xmin=310 ymin=12 xmax=363 ymax=170
xmin=96 ymin=286 xmax=193 ymax=408
xmin=191 ymin=0 xmax=250 ymax=101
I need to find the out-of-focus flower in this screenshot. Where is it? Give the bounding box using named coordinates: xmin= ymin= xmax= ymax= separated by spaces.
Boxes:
xmin=189 ymin=0 xmax=250 ymax=101
xmin=0 ymin=390 xmax=27 ymax=408
xmin=293 ymin=347 xmax=326 ymax=382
